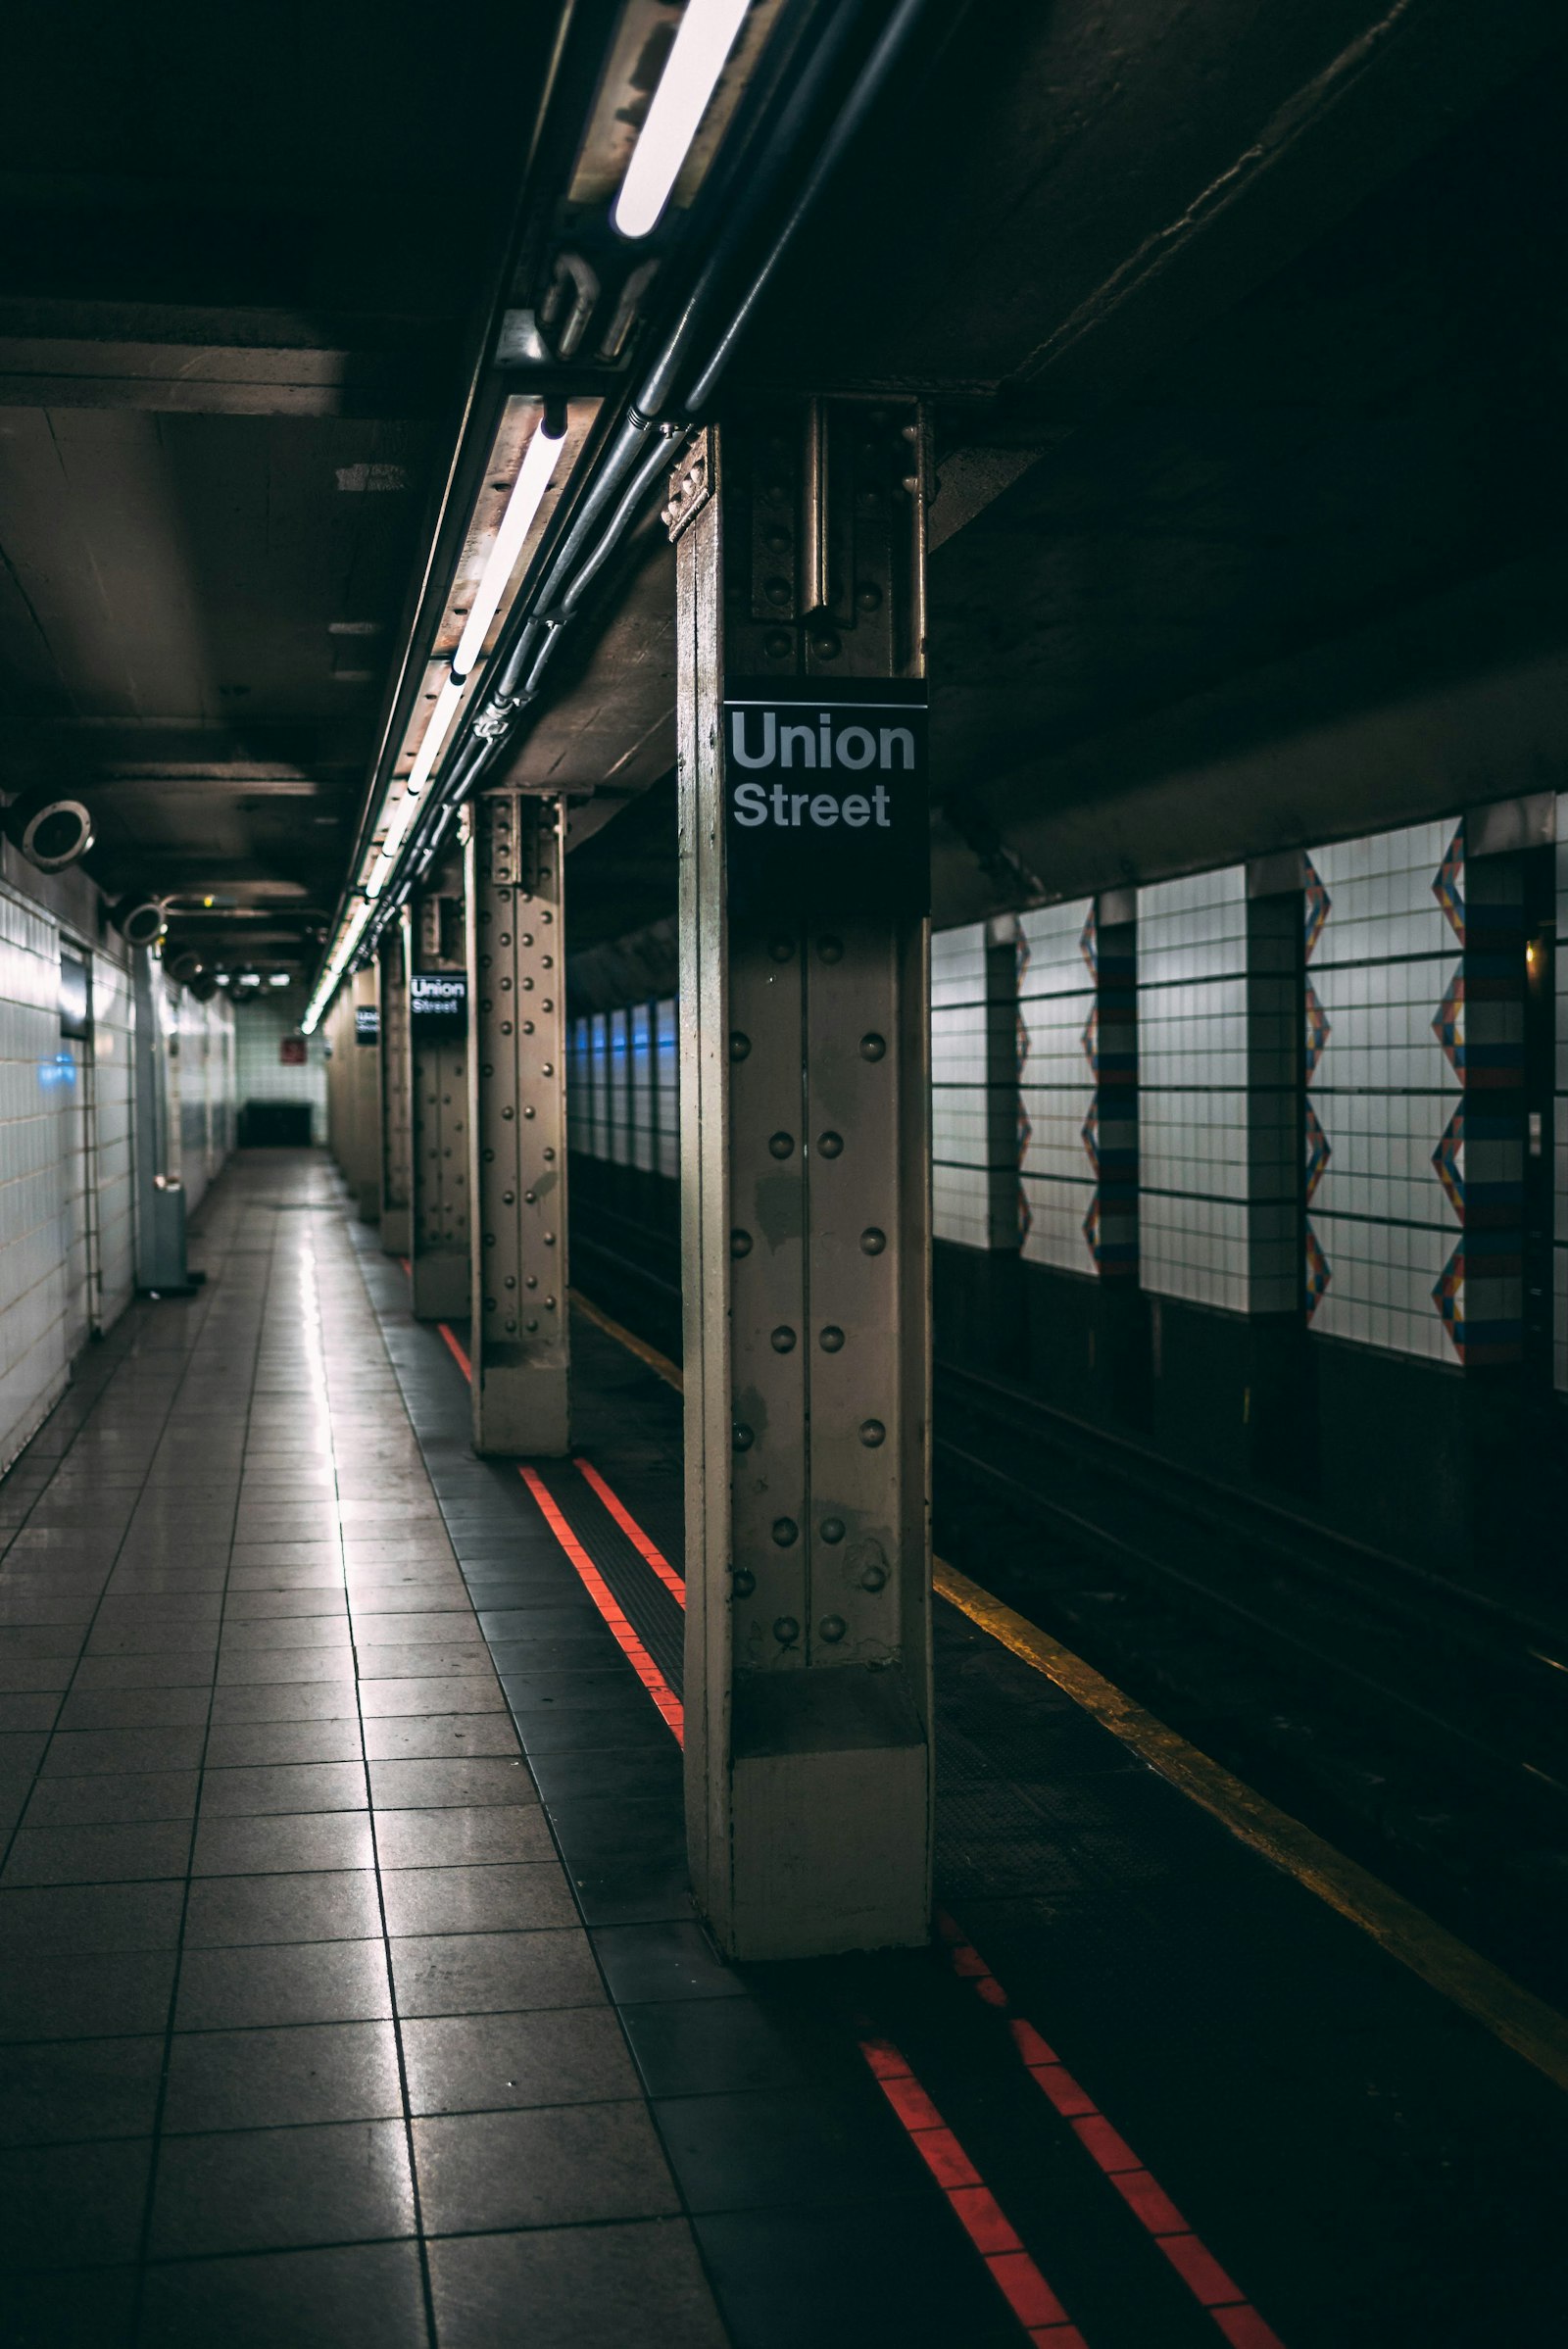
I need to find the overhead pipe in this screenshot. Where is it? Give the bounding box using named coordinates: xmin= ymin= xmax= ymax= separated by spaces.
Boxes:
xmin=363 ymin=0 xmax=930 ymax=955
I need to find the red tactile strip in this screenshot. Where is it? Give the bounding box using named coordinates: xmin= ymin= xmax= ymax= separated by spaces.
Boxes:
xmin=936 ymin=1914 xmax=1287 ymax=2349
xmin=573 ymin=1454 xmax=686 ymax=1607
xmin=518 ymin=1466 xmax=686 ymax=1745
xmin=859 ymin=2033 xmax=1090 ymax=2346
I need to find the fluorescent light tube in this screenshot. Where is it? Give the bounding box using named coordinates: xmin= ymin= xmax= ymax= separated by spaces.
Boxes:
xmin=452 ymin=420 xmax=564 ymax=679
xmin=612 ymin=0 xmax=749 ymax=240
xmin=404 ymin=672 xmax=466 ymax=797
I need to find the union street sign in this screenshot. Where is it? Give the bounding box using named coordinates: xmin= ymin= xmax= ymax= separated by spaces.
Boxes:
xmin=720 ymin=676 xmax=928 ymax=915
xmin=411 ymin=972 xmax=467 ymax=1030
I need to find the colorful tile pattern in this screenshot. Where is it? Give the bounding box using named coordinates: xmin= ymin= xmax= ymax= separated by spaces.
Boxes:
xmin=1433 ymin=1104 xmax=1464 ymax=1219
xmin=1303 ymin=854 xmax=1330 ymax=962
xmin=1433 ymin=820 xmax=1465 ymax=944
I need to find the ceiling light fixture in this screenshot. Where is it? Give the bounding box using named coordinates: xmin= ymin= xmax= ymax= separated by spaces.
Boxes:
xmin=612 ymin=0 xmax=750 ymax=240
xmin=452 ymin=418 xmax=564 ymax=679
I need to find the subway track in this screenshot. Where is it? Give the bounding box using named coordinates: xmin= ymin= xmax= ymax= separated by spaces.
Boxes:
xmin=932 ymin=1361 xmax=1568 ymax=2011
xmin=571 ymin=1207 xmax=1568 ymax=2011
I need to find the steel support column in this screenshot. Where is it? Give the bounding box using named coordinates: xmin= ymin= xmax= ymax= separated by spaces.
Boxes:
xmin=671 ymin=402 xmax=932 ymax=1960
xmin=466 ymin=789 xmax=569 ymax=1455
xmin=348 ymin=967 xmax=381 ymax=1222
xmin=379 ymin=912 xmax=414 ymax=1256
xmin=410 ymin=849 xmax=471 ymax=1322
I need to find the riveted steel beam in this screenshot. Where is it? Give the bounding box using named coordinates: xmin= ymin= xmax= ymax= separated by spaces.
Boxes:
xmin=673 ymin=398 xmax=932 ymax=1961
xmin=378 ymin=911 xmax=414 ymax=1256
xmin=466 ymin=790 xmax=569 ymax=1456
xmin=410 ymin=844 xmax=471 ymax=1322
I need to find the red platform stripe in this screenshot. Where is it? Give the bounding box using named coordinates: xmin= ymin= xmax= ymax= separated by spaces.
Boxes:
xmin=518 ymin=1468 xmax=684 ymax=1745
xmin=858 ymin=2034 xmax=1088 ymax=2346
xmin=934 ymin=1914 xmax=1288 ymax=2349
xmin=437 ymin=1322 xmax=472 ymax=1383
xmin=1109 ymin=2169 xmax=1188 ymax=2235
xmin=574 ymin=1455 xmax=686 ymax=1605
xmin=1158 ymin=2233 xmax=1247 ymax=2307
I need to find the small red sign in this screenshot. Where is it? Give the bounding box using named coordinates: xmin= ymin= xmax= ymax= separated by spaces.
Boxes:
xmin=279 ymin=1036 xmax=307 ymax=1065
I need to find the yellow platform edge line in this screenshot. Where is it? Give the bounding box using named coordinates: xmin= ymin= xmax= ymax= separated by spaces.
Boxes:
xmin=572 ymin=1288 xmax=1568 ymax=2093
xmin=934 ymin=1555 xmax=1568 ymax=2094
xmin=572 ymin=1291 xmax=684 ymax=1392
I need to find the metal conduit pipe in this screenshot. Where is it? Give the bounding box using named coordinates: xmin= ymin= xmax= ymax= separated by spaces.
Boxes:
xmin=361 ymin=0 xmax=929 ymax=957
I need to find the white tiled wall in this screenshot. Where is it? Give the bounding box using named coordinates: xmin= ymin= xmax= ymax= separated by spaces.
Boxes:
xmin=932 ymin=922 xmax=1019 ymax=1250
xmin=1018 ymin=901 xmax=1097 ymax=1274
xmin=233 ymin=999 xmax=327 ymax=1137
xmin=569 ymin=1000 xmax=678 ymax=1174
xmin=1307 ymin=818 xmax=1461 ymax=1362
xmin=93 ymin=953 xmax=137 ymax=1328
xmin=2 ymin=886 xmax=235 ymax=1474
xmin=1137 ymin=868 xmax=1256 ymax=1310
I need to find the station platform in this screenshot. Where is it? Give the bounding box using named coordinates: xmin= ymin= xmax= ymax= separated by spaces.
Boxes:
xmin=2 ymin=1151 xmax=1565 ymax=2348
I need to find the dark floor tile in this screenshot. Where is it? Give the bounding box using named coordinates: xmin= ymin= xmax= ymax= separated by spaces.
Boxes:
xmin=358 ymin=1675 xmax=504 ymax=1718
xmin=512 ymin=1703 xmax=670 ymax=1754
xmin=529 ymin=1745 xmax=682 ymax=1803
xmin=0 ymin=1692 xmax=59 ymax=1732
xmin=208 ymin=1682 xmax=361 ymax=1726
xmin=485 ymin=1637 xmax=619 ymax=1675
xmin=136 ymin=2239 xmax=428 ymax=2349
xmin=0 ymin=2136 xmax=152 ymax=2268
xmin=373 ymin=1803 xmax=555 ymax=1870
xmin=163 ymin=2020 xmax=402 ymax=2133
xmin=221 ymin=1590 xmax=347 ymax=1621
xmin=71 ymin=1655 xmax=215 ymax=1691
xmin=0 ymin=2032 xmax=165 ymax=2145
xmin=192 ymin=1809 xmax=374 ymax=1877
xmin=0 ymin=1660 xmax=74 ymax=1694
xmin=0 ymin=1879 xmax=183 ymax=1960
xmin=413 ymin=2098 xmax=678 ymax=2233
xmin=347 ymin=1611 xmax=477 ymax=1647
xmin=83 ymin=1624 xmax=219 ymax=1660
xmin=52 ymin=1687 xmax=212 ymax=1733
xmin=2 ymin=1819 xmax=191 ymax=1887
xmin=5 ymin=2262 xmax=138 ymax=2348
xmin=182 ymin=1870 xmax=383 ymax=1950
xmin=199 ymin=1760 xmax=368 ymax=1817
xmin=389 ymin=1928 xmax=604 ymax=2019
xmin=497 ymin=1669 xmax=643 ymax=1713
xmin=216 ymin=1649 xmax=356 ymax=1688
xmin=619 ymin=1996 xmax=803 ymax=2100
xmin=41 ymin=1726 xmax=207 ymax=1777
xmin=476 ymin=1606 xmax=606 ymax=1639
xmin=219 ymin=1618 xmax=354 ymax=1653
xmin=148 ymin=2118 xmax=415 ymax=2259
xmin=174 ymin=1937 xmax=392 ymax=2030
xmin=379 ymin=1861 xmax=576 ymax=1937
xmin=400 ymin=2003 xmax=636 ymax=2117
xmin=592 ymin=1920 xmax=747 ymax=2007
xmin=692 ymin=2195 xmax=1021 ymax=2349
xmin=366 ymin=1755 xmax=535 ymax=1810
xmin=550 ymin=1833 xmax=692 ymax=1929
xmin=203 ymin=1718 xmax=364 ymax=1770
xmin=361 ymin=1713 xmax=519 ymax=1762
xmin=426 ymin=2219 xmax=726 ymax=2349
xmin=24 ymin=1769 xmax=199 ymax=1828
xmin=656 ymin=2084 xmax=919 ymax=2216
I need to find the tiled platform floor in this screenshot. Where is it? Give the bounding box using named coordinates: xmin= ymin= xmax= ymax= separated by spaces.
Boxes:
xmin=0 ymin=1156 xmax=728 ymax=2348
xmin=7 ymin=1150 xmax=1568 ymax=2349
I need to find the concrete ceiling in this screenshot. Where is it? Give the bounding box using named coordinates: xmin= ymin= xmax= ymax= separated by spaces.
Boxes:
xmin=0 ymin=0 xmax=561 ymax=966
xmin=3 ymin=0 xmax=1564 ymax=977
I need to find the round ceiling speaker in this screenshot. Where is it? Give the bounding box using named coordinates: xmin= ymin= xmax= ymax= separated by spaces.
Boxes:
xmin=4 ymin=784 xmax=95 ymax=873
xmin=111 ymin=895 xmax=169 ymax=950
xmin=169 ymin=951 xmax=204 ymax=985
